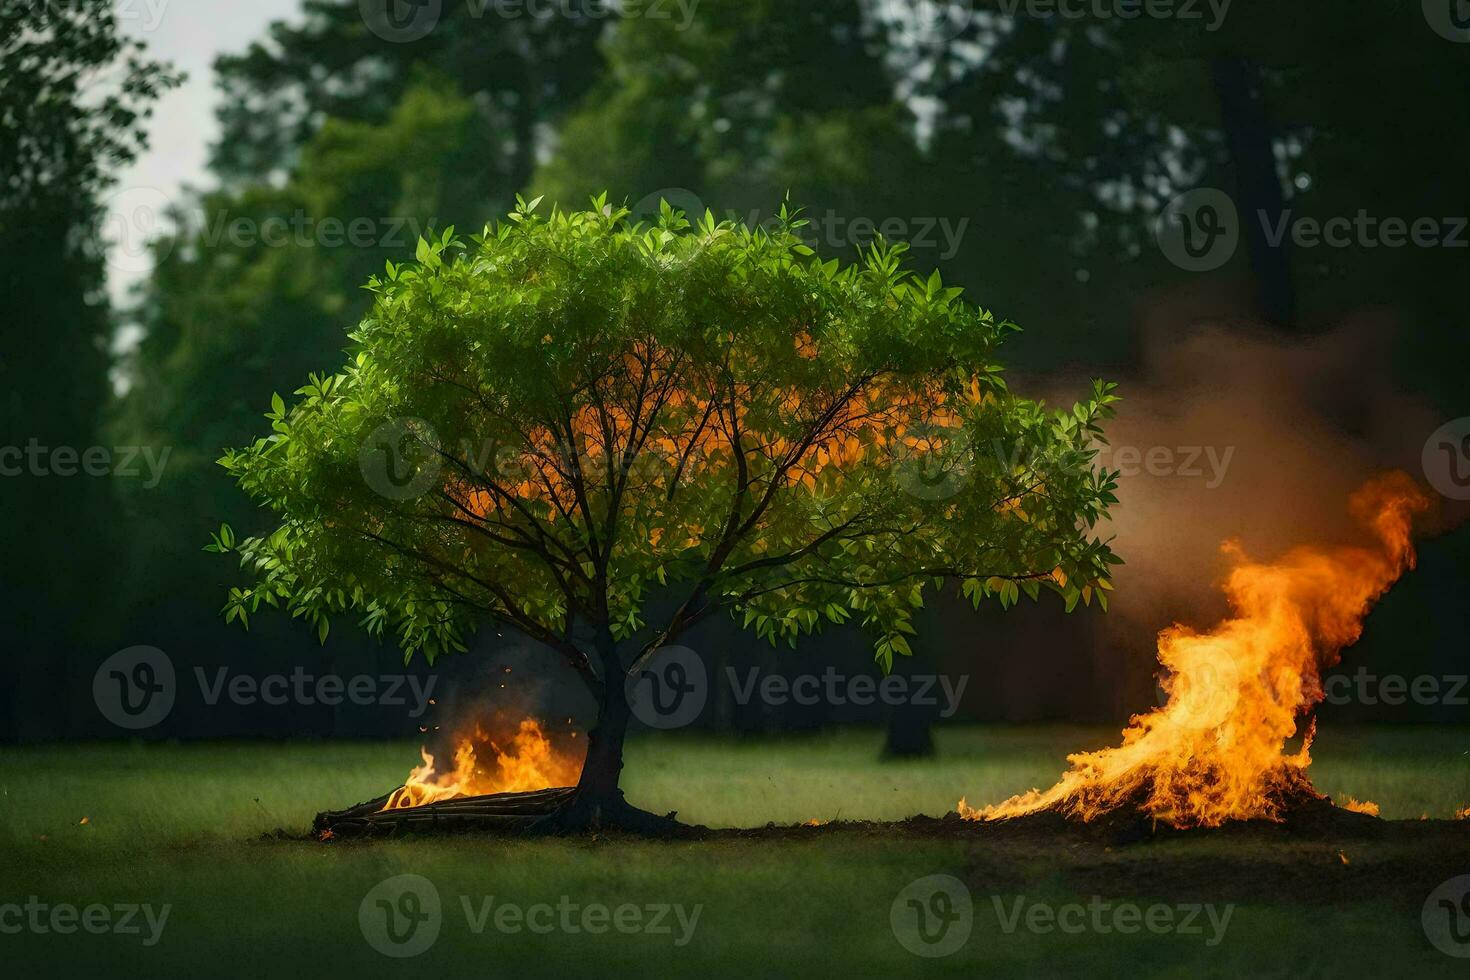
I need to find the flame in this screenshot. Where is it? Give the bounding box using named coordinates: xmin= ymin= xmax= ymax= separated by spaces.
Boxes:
xmin=961 ymin=472 xmax=1429 ymax=828
xmin=381 ymin=718 xmax=584 ymax=811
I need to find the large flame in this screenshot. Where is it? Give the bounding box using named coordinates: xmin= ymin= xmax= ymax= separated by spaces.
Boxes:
xmin=961 ymin=471 xmax=1430 ymax=828
xmin=382 ymin=718 xmax=584 ymax=811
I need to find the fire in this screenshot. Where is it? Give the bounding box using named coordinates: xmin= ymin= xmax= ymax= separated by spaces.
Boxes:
xmin=382 ymin=718 xmax=584 ymax=810
xmin=961 ymin=472 xmax=1430 ymax=828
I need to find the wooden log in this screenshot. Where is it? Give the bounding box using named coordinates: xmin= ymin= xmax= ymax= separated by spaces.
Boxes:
xmin=315 ymin=786 xmax=576 ymax=838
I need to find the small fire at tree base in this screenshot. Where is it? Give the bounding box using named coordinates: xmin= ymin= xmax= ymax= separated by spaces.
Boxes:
xmin=961 ymin=471 xmax=1430 ymax=830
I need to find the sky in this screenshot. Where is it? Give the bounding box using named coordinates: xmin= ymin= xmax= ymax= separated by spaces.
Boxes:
xmin=107 ymin=0 xmax=304 ymax=304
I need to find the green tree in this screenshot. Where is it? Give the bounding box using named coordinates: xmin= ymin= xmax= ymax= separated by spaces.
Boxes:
xmin=210 ymin=197 xmax=1120 ymax=829
xmin=210 ymin=0 xmax=604 ymax=187
xmin=0 ymin=0 xmax=178 ymax=738
xmin=111 ymin=83 xmax=484 ymax=664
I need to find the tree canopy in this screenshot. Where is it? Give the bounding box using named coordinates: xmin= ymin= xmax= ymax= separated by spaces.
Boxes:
xmin=211 ymin=197 xmax=1120 ymax=686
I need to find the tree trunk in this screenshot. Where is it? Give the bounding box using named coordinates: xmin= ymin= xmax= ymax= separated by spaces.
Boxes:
xmin=1210 ymin=53 xmax=1296 ymax=328
xmin=571 ymin=629 xmax=632 ymax=809
xmin=883 ymin=600 xmax=942 ymax=759
xmin=538 ymin=626 xmax=689 ymax=835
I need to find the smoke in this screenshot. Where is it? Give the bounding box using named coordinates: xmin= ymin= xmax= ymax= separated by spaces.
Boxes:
xmin=1022 ymin=313 xmax=1451 ymax=718
xmin=1097 ymin=315 xmax=1443 ymax=629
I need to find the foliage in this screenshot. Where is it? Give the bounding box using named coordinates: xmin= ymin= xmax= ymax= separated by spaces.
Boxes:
xmin=0 ymin=0 xmax=178 ymax=738
xmin=211 ymin=197 xmax=1120 ymax=674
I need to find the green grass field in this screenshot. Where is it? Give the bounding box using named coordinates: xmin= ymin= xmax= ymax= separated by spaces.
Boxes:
xmin=4 ymin=725 xmax=1470 ymax=977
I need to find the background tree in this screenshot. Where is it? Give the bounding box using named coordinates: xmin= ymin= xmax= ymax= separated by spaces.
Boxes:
xmin=72 ymin=0 xmax=1467 ymax=744
xmin=0 ymin=1 xmax=178 ymax=739
xmin=210 ymin=198 xmax=1120 ymax=829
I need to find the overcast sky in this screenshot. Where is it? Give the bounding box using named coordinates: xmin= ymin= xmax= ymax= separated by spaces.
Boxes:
xmin=107 ymin=0 xmax=304 ymax=303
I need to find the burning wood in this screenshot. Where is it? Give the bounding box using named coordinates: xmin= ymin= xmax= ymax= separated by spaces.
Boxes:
xmin=311 ymin=715 xmax=587 ymax=837
xmin=381 ymin=717 xmax=584 ymax=812
xmin=961 ymin=472 xmax=1430 ymax=829
xmin=315 ymin=787 xmax=576 ymax=838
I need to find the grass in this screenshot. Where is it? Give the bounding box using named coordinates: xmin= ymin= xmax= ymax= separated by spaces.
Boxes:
xmin=3 ymin=725 xmax=1469 ymax=977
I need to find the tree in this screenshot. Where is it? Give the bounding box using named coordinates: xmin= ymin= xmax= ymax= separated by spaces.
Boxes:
xmin=208 ymin=196 xmax=1120 ymax=831
xmin=0 ymin=0 xmax=178 ymax=738
xmin=210 ymin=0 xmax=604 ymax=189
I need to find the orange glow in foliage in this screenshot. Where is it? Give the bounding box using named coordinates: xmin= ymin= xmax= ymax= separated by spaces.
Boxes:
xmin=381 ymin=718 xmax=584 ymax=810
xmin=447 ymin=339 xmax=972 ymax=530
xmin=960 ymin=472 xmax=1430 ymax=828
